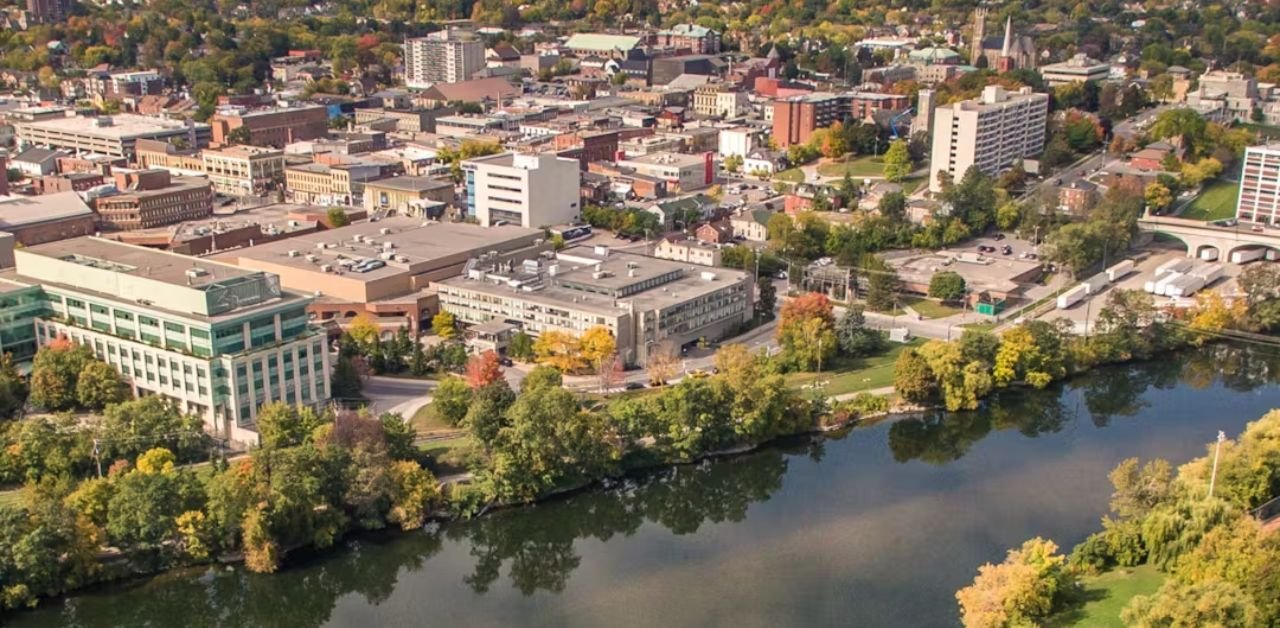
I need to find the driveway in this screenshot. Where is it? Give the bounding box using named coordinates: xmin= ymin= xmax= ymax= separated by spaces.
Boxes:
xmin=364 ymin=375 xmax=437 ymax=417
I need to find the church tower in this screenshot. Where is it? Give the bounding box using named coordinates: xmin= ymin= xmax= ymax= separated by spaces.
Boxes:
xmin=997 ymin=16 xmax=1016 ymax=72
xmin=970 ymin=7 xmax=988 ymax=66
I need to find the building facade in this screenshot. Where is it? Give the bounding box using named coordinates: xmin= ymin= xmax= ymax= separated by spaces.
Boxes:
xmin=14 ymin=114 xmax=211 ymax=160
xmin=210 ymin=105 xmax=329 ymax=148
xmin=463 ymin=152 xmax=582 ymax=228
xmin=437 ymin=246 xmax=752 ymax=366
xmin=94 ymin=170 xmax=214 ymax=231
xmin=137 ymin=141 xmax=285 ymax=197
xmin=0 ymin=238 xmax=329 ymax=446
xmin=363 ymin=176 xmax=455 ymax=216
xmin=1040 ymin=54 xmax=1110 ymax=86
xmin=771 ymin=93 xmax=846 ymax=148
xmin=655 ymin=24 xmax=721 ymax=54
xmin=929 ymin=86 xmax=1048 ymax=193
xmin=1236 ymin=144 xmax=1280 ymax=225
xmin=404 ymin=31 xmax=485 ymax=88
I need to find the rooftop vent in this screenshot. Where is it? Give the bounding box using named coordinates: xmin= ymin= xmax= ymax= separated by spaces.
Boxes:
xmin=287 ymin=249 xmax=300 ymax=257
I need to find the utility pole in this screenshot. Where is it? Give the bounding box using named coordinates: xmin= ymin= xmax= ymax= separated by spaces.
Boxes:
xmin=1208 ymin=430 xmax=1226 ymax=499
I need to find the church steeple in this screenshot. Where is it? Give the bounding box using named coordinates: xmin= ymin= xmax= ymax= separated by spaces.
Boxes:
xmin=1001 ymin=16 xmax=1013 ymax=57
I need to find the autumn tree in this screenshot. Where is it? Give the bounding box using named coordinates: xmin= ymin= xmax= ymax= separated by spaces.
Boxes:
xmin=893 ymin=349 xmax=936 ymax=403
xmin=74 ymin=360 xmax=124 ymax=411
xmin=431 ymin=310 xmax=458 ymax=340
xmin=1144 ymin=182 xmax=1174 ymax=213
xmin=465 ymin=350 xmax=504 ymax=389
xmin=1122 ymin=579 xmax=1259 ymax=628
xmin=534 ymin=329 xmax=587 ymax=373
xmin=646 ymin=342 xmax=680 ymax=386
xmin=508 ymin=331 xmax=535 ymax=361
xmin=580 ymin=326 xmax=617 ymax=373
xmin=347 ymin=313 xmax=381 ymax=347
xmin=956 ymin=538 xmax=1070 ymax=628
xmin=777 ymin=292 xmax=837 ymax=371
xmin=29 ymin=340 xmax=92 ymax=411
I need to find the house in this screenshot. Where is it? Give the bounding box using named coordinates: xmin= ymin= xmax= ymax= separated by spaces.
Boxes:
xmin=696 ymin=220 xmax=734 ymax=244
xmin=730 ymin=208 xmax=772 ymax=241
xmin=1129 ymin=141 xmax=1177 ymax=171
xmin=860 ymin=181 xmax=905 ymax=211
xmin=645 ymin=194 xmax=714 ymax=229
xmin=653 ymin=234 xmax=721 ymax=266
xmin=742 ymin=150 xmax=787 ymax=176
xmin=11 ymin=147 xmax=67 ymax=178
xmin=1058 ymin=179 xmax=1099 ymax=215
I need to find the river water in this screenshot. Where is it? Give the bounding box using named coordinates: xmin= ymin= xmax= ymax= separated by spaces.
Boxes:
xmin=11 ymin=343 xmax=1280 ymax=628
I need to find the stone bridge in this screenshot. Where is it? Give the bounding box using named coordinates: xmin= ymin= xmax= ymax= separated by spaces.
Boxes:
xmin=1137 ymin=215 xmax=1280 ymax=261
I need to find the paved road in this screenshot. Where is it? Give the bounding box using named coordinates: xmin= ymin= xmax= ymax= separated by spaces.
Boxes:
xmin=363 ymin=376 xmax=437 ymax=417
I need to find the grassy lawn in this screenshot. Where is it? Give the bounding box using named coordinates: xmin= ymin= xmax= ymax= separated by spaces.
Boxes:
xmin=1181 ymin=179 xmax=1239 ymax=221
xmin=961 ymin=321 xmax=997 ymax=333
xmin=420 ymin=434 xmax=478 ymax=477
xmin=0 ymin=488 xmax=22 ymax=508
xmin=900 ymin=175 xmax=925 ymax=195
xmin=1047 ymin=564 xmax=1165 ymax=628
xmin=817 ymin=156 xmax=885 ymax=179
xmin=784 ymin=338 xmax=922 ymax=396
xmin=905 ymin=296 xmax=967 ymax=319
xmin=776 ymin=168 xmax=806 ymax=183
xmin=410 ymin=403 xmax=455 ymax=434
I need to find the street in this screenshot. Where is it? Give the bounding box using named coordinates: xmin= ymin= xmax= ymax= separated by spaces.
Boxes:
xmin=362 ymin=375 xmax=437 ymax=417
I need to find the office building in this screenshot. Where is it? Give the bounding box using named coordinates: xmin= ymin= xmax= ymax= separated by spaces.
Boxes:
xmin=14 ymin=114 xmax=211 ymax=160
xmin=94 ymin=170 xmax=214 ymax=231
xmin=25 ymin=0 xmax=69 ymax=23
xmin=0 ymin=192 xmax=97 ymax=246
xmin=0 ymin=237 xmax=329 ymax=445
xmin=363 ymin=176 xmax=455 ymax=216
xmin=136 ymin=140 xmax=286 ymax=197
xmin=209 ymin=105 xmax=330 ymax=148
xmin=1040 ymin=54 xmax=1110 ymax=86
xmin=692 ymin=84 xmax=749 ymax=118
xmin=655 ymin=24 xmax=721 ymax=54
xmin=563 ymin=33 xmax=643 ymax=58
xmin=617 ymin=152 xmax=713 ymax=193
xmin=771 ymin=93 xmax=848 ymax=148
xmin=929 ymin=86 xmax=1048 ymax=193
xmin=215 ymin=217 xmax=547 ymax=332
xmin=463 ymin=152 xmax=581 ymax=228
xmin=437 ymin=245 xmax=753 ymax=366
xmin=1237 ymin=144 xmax=1280 ymax=225
xmin=285 ymin=161 xmax=383 ymax=206
xmin=404 ymin=31 xmax=485 ymax=89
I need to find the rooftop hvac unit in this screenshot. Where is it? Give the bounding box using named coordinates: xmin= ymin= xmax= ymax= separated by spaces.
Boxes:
xmin=380 ymin=227 xmax=392 ymax=235
xmin=395 ymin=255 xmax=409 ymax=263
xmin=379 ymin=252 xmax=395 ymax=260
xmin=305 ymin=254 xmax=318 ymax=263
xmin=320 ymin=264 xmax=333 ymax=273
xmin=287 ymin=249 xmax=300 ymax=257
xmin=186 ymin=267 xmax=209 ymax=279
xmin=315 ymin=242 xmax=326 ymax=249
xmin=287 ymin=220 xmax=299 ymax=227
xmin=382 ymin=241 xmax=394 ymax=250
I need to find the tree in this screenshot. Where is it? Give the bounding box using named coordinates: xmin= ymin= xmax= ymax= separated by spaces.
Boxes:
xmin=878 ymin=191 xmax=906 ymax=222
xmin=835 ymin=306 xmax=885 ymax=357
xmin=326 ymin=207 xmax=350 ymax=227
xmin=596 ymin=353 xmax=624 ymax=392
xmin=1107 ymin=457 xmax=1174 ymax=520
xmin=882 ymin=139 xmax=912 ymax=182
xmin=1122 ymin=579 xmax=1260 ymax=628
xmin=756 ymin=276 xmax=777 ymax=318
xmin=646 ymin=343 xmax=680 ymax=386
xmin=1144 ymin=182 xmax=1174 ymax=213
xmin=508 ymin=331 xmax=535 ymax=361
xmin=894 ymin=349 xmax=936 ymax=403
xmin=1237 ymin=264 xmax=1280 ymax=331
xmin=580 ymin=326 xmax=617 ymax=372
xmin=99 ymin=396 xmax=207 ymax=463
xmin=723 ymin=154 xmax=743 ymax=173
xmin=226 ymin=125 xmax=252 ymax=145
xmin=348 ymin=314 xmax=380 ymax=347
xmin=464 ymin=380 xmax=515 ymax=452
xmin=465 ymin=350 xmax=504 ymax=389
xmin=928 ymin=271 xmax=967 ymax=303
xmin=29 ymin=341 xmax=91 ymax=411
xmin=0 ymin=354 xmax=29 ymax=420
xmin=74 ymin=361 xmax=123 ymax=411
xmin=956 ymin=538 xmax=1069 ymax=628
xmin=993 ymin=323 xmax=1067 ymax=388
xmin=534 ymin=330 xmax=586 ymax=373
xmin=255 ymin=402 xmax=326 ymax=449
xmin=331 ymin=354 xmax=366 ymax=399
xmin=387 ymin=461 xmax=439 ymax=531
xmin=432 ymin=376 xmax=472 ymax=426
xmin=777 ymin=293 xmax=837 ymax=371
xmin=863 ymin=258 xmax=901 ymax=312
xmin=431 ymin=310 xmax=458 ymax=340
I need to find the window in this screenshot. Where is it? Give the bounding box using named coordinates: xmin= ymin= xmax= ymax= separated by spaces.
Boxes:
xmin=164 ymin=322 xmax=184 ymax=334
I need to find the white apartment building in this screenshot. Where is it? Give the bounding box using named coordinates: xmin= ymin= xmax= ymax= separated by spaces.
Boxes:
xmin=404 ymin=31 xmax=484 ymax=88
xmin=718 ymin=127 xmax=757 ymax=158
xmin=1236 ymin=144 xmax=1280 ymax=225
xmin=929 ymin=85 xmax=1049 ymax=193
xmin=618 ymin=152 xmax=713 ymax=192
xmin=653 ymin=237 xmax=722 ymax=266
xmin=463 ymin=152 xmax=581 ymax=228
xmin=1039 ymin=54 xmax=1110 ymax=86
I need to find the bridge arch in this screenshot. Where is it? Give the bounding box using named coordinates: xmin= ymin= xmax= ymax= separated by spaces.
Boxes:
xmin=1193 ymin=244 xmax=1221 ymax=261
xmin=1225 ymin=243 xmax=1280 ymax=264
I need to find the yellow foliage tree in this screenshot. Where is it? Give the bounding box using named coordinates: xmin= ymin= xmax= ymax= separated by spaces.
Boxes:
xmin=1188 ymin=292 xmax=1244 ymax=344
xmin=580 ymin=326 xmax=617 ymax=371
xmin=135 ymin=447 xmax=176 ymax=475
xmin=348 ymin=312 xmax=380 ymax=346
xmin=534 ymin=330 xmax=586 ymax=373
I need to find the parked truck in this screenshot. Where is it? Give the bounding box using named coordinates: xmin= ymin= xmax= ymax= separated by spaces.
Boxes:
xmin=1156 ymin=258 xmax=1193 ymax=276
xmin=1166 ymin=274 xmax=1206 ymax=298
xmin=1190 ymin=263 xmax=1224 ymax=284
xmin=1105 ymin=259 xmax=1135 ymax=282
xmin=1057 ymin=285 xmax=1088 ymax=309
xmin=1153 ymin=272 xmax=1183 ymax=296
xmin=1081 ymin=273 xmax=1110 ymax=295
xmin=1199 ymin=248 xmax=1220 ymax=261
xmin=1231 ymin=249 xmax=1266 ymax=264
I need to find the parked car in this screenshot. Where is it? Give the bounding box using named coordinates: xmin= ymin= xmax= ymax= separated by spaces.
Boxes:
xmin=1001 ymin=245 xmax=1013 ymax=255
xmin=624 ymin=382 xmax=645 ymax=390
xmin=992 ymin=233 xmax=1006 ymax=241
xmin=498 ymin=356 xmax=513 ymax=367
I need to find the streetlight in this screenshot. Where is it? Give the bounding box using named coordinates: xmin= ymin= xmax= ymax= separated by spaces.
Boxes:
xmin=1208 ymin=430 xmax=1226 ymax=499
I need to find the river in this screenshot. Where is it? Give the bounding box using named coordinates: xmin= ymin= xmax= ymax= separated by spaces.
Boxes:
xmin=11 ymin=343 xmax=1280 ymax=628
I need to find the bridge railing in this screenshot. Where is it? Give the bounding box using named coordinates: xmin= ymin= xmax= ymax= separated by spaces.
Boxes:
xmin=1250 ymin=495 xmax=1280 ymax=522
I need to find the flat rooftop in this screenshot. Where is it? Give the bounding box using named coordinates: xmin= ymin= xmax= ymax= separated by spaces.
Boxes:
xmin=364 ymin=176 xmax=452 ymax=193
xmin=621 ymin=151 xmax=707 ymax=167
xmin=17 ymin=114 xmax=209 ymax=139
xmin=215 ymin=217 xmax=543 ymax=281
xmin=887 ymin=251 xmax=1042 ymax=295
xmin=23 ymin=237 xmax=256 ymax=288
xmin=0 ymin=192 xmax=93 ymax=227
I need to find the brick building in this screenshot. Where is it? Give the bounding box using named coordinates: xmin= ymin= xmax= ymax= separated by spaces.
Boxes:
xmin=209 ymin=105 xmax=330 ymax=148
xmin=94 ymin=170 xmax=214 ymax=231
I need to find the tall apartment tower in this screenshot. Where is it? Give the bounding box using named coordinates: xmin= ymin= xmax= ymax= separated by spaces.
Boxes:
xmin=26 ymin=0 xmax=69 ymax=23
xmin=404 ymin=30 xmax=484 ymax=89
xmin=928 ymin=85 xmax=1049 ymax=193
xmin=1236 ymin=144 xmax=1280 ymax=225
xmin=970 ymin=7 xmax=989 ymax=65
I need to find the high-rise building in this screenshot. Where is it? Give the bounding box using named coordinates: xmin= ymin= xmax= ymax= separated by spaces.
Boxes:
xmin=771 ymin=93 xmax=847 ymax=148
xmin=26 ymin=0 xmax=69 ymax=24
xmin=404 ymin=31 xmax=484 ymax=89
xmin=1236 ymin=144 xmax=1280 ymax=225
xmin=929 ymin=86 xmax=1049 ymax=193
xmin=463 ymin=152 xmax=581 ymax=228
xmin=0 ymin=237 xmax=329 ymax=446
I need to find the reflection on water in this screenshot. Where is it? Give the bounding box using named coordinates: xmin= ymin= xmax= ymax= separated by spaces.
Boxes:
xmin=13 ymin=343 xmax=1280 ymax=628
